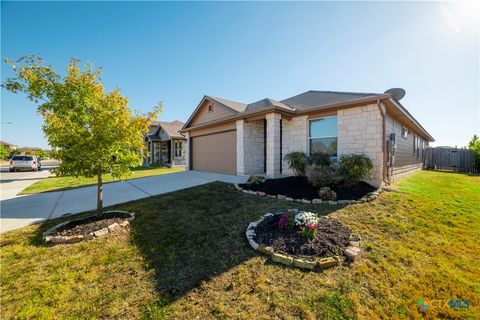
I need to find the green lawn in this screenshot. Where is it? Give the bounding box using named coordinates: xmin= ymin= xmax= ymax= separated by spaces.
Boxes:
xmin=19 ymin=166 xmax=185 ymax=194
xmin=1 ymin=171 xmax=479 ymax=319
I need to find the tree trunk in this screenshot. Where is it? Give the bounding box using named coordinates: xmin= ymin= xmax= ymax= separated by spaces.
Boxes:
xmin=97 ymin=173 xmax=103 ymax=215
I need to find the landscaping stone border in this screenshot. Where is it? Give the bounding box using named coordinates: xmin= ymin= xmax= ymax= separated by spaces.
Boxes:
xmin=234 ymin=183 xmax=383 ymax=205
xmin=246 ymin=210 xmax=363 ymax=271
xmin=43 ymin=210 xmax=135 ymax=245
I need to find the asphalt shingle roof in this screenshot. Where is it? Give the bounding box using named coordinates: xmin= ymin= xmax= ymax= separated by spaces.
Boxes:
xmin=280 ymin=91 xmax=382 ymax=110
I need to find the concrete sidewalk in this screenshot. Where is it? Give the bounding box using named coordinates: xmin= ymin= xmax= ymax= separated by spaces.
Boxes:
xmin=0 ymin=170 xmax=247 ymax=233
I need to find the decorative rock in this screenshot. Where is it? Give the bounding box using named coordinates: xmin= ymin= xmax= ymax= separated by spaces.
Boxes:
xmin=248 ymin=239 xmax=259 ymax=250
xmin=107 ymin=223 xmax=120 ymax=232
xmin=312 ymin=199 xmax=323 ymax=204
xmin=257 ymin=191 xmax=267 ymax=196
xmin=50 ymin=236 xmax=67 ymax=244
xmin=93 ymin=228 xmax=109 ymax=237
xmin=285 ymin=197 xmax=294 ymax=201
xmin=277 ymin=195 xmax=287 ymax=200
xmin=349 ymin=241 xmax=361 ymax=248
xmin=349 ymin=233 xmax=361 ymax=241
xmin=338 ymin=200 xmax=352 ymax=204
xmin=120 ymin=220 xmax=130 ymax=227
xmin=84 ymin=233 xmax=94 ymax=240
xmin=242 ymin=189 xmax=250 ymax=194
xmin=287 ymin=208 xmax=299 ymax=213
xmin=271 ymin=253 xmax=293 ymax=266
xmin=316 ymin=257 xmax=338 ymax=269
xmin=248 ymin=222 xmax=258 ymax=229
xmin=245 ymin=229 xmax=256 ymax=239
xmin=293 ymin=258 xmax=316 ymax=270
xmin=264 ymin=213 xmax=274 ymax=218
xmin=301 ymin=199 xmax=311 ymax=204
xmin=294 ymin=199 xmax=302 ymax=203
xmin=328 ymin=201 xmax=338 ymax=205
xmin=344 ymin=246 xmax=361 ymax=261
xmin=248 ymin=190 xmax=257 ymax=195
xmin=65 ymin=235 xmax=83 ymax=243
xmin=267 ymin=195 xmax=276 ymax=198
xmin=257 ymin=245 xmax=274 ymax=256
xmin=234 ymin=184 xmax=241 ymax=190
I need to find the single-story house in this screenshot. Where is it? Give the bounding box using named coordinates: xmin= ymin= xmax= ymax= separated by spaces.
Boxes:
xmin=0 ymin=140 xmax=17 ymax=150
xmin=180 ymin=89 xmax=434 ymax=187
xmin=144 ymin=120 xmax=186 ymax=166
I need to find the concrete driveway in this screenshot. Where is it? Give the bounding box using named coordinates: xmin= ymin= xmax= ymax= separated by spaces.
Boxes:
xmin=0 ymin=170 xmax=247 ymax=233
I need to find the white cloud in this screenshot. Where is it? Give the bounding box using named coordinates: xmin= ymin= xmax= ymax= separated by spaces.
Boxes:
xmin=441 ymin=5 xmax=461 ymax=33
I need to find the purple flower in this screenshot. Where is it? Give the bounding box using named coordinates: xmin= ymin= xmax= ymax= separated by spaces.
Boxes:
xmin=278 ymin=212 xmax=288 ymax=230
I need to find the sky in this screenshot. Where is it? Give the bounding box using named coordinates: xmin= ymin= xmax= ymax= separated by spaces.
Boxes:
xmin=1 ymin=1 xmax=479 ymax=149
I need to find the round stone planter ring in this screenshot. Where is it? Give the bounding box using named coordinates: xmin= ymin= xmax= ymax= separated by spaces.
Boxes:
xmin=43 ymin=210 xmax=135 ymax=245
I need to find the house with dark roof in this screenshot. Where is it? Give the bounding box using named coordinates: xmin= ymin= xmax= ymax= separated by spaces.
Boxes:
xmin=180 ymin=89 xmax=434 ymax=187
xmin=144 ymin=120 xmax=186 ymax=166
xmin=0 ymin=140 xmax=17 ymax=150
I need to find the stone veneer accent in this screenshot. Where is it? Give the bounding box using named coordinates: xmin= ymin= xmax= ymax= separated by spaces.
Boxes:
xmin=281 ymin=115 xmax=308 ymax=176
xmin=237 ymin=119 xmax=265 ymax=175
xmin=266 ymin=113 xmax=282 ymax=178
xmin=337 ymin=104 xmax=384 ymax=187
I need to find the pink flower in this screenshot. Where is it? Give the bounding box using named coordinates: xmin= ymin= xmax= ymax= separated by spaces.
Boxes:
xmin=278 ymin=213 xmax=289 ymax=230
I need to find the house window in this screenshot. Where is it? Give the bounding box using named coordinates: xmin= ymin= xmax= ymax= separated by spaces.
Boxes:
xmin=401 ymin=127 xmax=408 ymax=139
xmin=208 ymin=105 xmax=213 ymax=112
xmin=309 ymin=116 xmax=337 ymax=157
xmin=174 ymin=141 xmax=182 ymax=157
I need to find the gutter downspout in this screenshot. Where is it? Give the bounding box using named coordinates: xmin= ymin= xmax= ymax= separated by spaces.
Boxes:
xmin=377 ymin=99 xmax=390 ymax=185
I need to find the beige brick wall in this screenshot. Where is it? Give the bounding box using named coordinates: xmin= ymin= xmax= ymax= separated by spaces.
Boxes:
xmin=266 ymin=113 xmax=282 ymax=178
xmin=184 ymin=132 xmax=191 ymax=170
xmin=338 ymin=104 xmax=384 ymax=187
xmin=244 ymin=120 xmax=265 ymax=174
xmin=281 ymin=115 xmax=308 ymax=176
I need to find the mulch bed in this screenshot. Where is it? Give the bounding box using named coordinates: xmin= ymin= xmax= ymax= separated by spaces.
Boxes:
xmin=255 ymin=214 xmax=351 ymax=257
xmin=239 ymin=176 xmax=376 ymax=200
xmin=54 ymin=212 xmax=131 ymax=237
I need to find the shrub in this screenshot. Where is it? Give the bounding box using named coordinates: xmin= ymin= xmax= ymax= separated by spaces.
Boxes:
xmin=305 ymin=164 xmax=340 ymax=187
xmin=318 ymin=187 xmax=337 ymax=201
xmin=247 ymin=175 xmax=265 ymax=185
xmin=301 ymin=224 xmax=319 ymax=240
xmin=338 ymin=153 xmax=373 ymax=186
xmin=283 ymin=152 xmax=309 ymax=176
xmin=309 ymin=152 xmax=332 ymax=166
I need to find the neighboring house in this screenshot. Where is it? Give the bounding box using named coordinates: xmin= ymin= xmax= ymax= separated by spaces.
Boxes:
xmin=0 ymin=140 xmax=17 ymax=150
xmin=180 ymin=89 xmax=434 ymax=187
xmin=18 ymin=147 xmax=42 ymax=155
xmin=144 ymin=120 xmax=186 ymax=166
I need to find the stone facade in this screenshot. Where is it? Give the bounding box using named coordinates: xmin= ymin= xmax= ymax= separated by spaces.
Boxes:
xmin=337 ymin=104 xmax=384 ymax=187
xmin=184 ymin=132 xmax=190 ymax=170
xmin=244 ymin=120 xmax=265 ymax=174
xmin=266 ymin=113 xmax=282 ymax=178
xmin=281 ymin=115 xmax=308 ymax=176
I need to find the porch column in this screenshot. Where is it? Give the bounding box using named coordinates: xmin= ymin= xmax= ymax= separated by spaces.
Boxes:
xmin=171 ymin=139 xmax=175 ymax=166
xmin=185 ymin=132 xmax=191 ymax=170
xmin=266 ymin=113 xmax=281 ymax=178
xmin=236 ymin=119 xmax=245 ymax=176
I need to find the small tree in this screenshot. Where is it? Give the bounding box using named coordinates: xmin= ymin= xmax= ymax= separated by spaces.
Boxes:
xmin=283 ymin=152 xmax=309 ymax=176
xmin=0 ymin=145 xmax=9 ymax=159
xmin=468 ymin=134 xmax=480 ymax=172
xmin=3 ymin=56 xmax=161 ymax=214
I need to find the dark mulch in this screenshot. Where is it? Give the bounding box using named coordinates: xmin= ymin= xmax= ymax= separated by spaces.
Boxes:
xmin=54 ymin=212 xmax=131 ymax=237
xmin=239 ymin=176 xmax=376 ymax=200
xmin=255 ymin=214 xmax=351 ymax=257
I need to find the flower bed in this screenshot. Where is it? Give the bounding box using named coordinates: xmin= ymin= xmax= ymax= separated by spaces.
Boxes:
xmin=246 ymin=210 xmax=362 ymax=271
xmin=43 ymin=210 xmax=135 ymax=244
xmin=236 ymin=176 xmax=382 ymax=205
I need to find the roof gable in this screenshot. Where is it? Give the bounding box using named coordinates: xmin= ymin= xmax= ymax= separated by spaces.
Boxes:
xmin=184 ymin=96 xmax=246 ymax=128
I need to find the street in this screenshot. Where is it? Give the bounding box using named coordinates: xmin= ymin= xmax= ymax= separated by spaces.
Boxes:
xmin=0 ymin=160 xmax=59 ymax=201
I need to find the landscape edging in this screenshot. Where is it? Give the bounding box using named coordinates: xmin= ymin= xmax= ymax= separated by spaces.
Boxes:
xmin=43 ymin=210 xmax=135 ymax=245
xmin=246 ymin=210 xmax=363 ymax=271
xmin=234 ymin=183 xmax=383 ymax=205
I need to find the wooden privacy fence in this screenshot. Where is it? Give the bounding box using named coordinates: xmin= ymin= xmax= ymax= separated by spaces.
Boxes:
xmin=423 ymin=147 xmax=477 ymax=173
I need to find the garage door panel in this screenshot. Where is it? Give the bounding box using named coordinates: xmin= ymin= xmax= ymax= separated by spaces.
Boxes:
xmin=192 ymin=130 xmax=236 ymax=175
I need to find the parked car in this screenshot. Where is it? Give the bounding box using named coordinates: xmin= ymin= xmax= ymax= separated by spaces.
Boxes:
xmin=9 ymin=155 xmax=41 ymax=172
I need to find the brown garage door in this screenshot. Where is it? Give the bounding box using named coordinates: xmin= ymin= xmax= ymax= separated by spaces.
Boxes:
xmin=191 ymin=130 xmax=237 ymax=175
